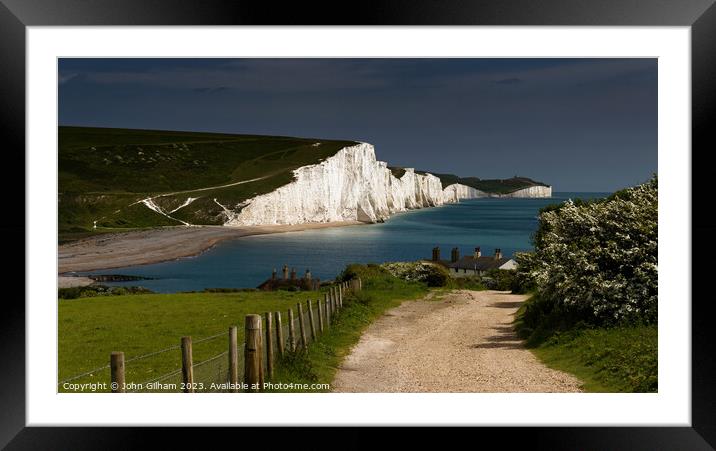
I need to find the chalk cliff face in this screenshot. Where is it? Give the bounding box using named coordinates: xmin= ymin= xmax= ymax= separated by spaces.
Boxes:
xmin=225 ymin=143 xmax=446 ymax=226
xmin=223 ymin=143 xmax=551 ymax=226
xmin=442 ymin=183 xmax=487 ymax=203
xmin=492 ymin=185 xmax=552 ymax=198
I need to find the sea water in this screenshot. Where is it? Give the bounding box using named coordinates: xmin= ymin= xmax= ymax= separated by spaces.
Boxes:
xmin=82 ymin=192 xmax=606 ymax=293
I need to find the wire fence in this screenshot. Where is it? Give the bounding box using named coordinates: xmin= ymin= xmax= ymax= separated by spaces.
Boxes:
xmin=58 ymin=278 xmax=362 ymax=393
xmin=125 ymin=331 xmax=233 ymax=393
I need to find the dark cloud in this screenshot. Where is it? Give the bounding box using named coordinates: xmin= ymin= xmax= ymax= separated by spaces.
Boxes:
xmin=494 ymin=78 xmax=523 ymax=85
xmin=192 ymin=86 xmax=230 ymax=94
xmin=58 ymin=58 xmax=657 ymax=192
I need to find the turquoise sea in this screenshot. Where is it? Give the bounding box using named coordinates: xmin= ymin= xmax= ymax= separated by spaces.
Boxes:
xmin=82 ymin=192 xmax=607 ymax=293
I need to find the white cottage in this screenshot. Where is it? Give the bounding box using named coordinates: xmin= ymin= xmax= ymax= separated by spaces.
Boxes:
xmin=446 ymin=247 xmax=517 ymax=277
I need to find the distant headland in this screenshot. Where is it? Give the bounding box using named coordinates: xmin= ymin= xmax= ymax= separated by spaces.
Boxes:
xmin=59 ymin=126 xmax=551 ymax=238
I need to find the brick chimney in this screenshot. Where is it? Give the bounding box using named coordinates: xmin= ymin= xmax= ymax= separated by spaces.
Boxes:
xmin=432 ymin=246 xmax=441 ymax=261
xmin=282 ymin=264 xmax=288 ymax=280
xmin=451 ymin=247 xmax=460 ymax=263
xmin=290 ymin=268 xmax=297 ymax=281
xmin=474 ymin=247 xmax=481 ymax=259
xmin=305 ymin=269 xmax=311 ymax=281
xmin=494 ymin=248 xmax=502 ymax=260
xmin=271 ymin=268 xmax=277 ymax=280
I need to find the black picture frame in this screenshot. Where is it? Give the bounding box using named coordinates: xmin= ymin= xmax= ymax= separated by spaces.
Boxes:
xmin=2 ymin=0 xmax=714 ymax=448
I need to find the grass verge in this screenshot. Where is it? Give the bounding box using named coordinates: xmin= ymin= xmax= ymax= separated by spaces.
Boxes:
xmin=515 ymin=298 xmax=657 ymax=393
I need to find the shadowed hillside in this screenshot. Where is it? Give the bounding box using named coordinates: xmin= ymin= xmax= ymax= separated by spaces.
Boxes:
xmin=59 ymin=126 xmax=355 ymax=236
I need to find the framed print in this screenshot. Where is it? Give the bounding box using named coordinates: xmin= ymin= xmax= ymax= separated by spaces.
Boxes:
xmin=2 ymin=0 xmax=715 ymax=448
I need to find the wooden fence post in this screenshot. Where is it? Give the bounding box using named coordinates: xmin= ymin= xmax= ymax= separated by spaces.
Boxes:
xmin=317 ymin=299 xmax=324 ymax=333
xmin=307 ymin=299 xmax=317 ymax=341
xmin=275 ymin=311 xmax=284 ymax=357
xmin=331 ymin=287 xmax=336 ymax=313
xmin=297 ymin=302 xmax=308 ymax=350
xmin=259 ymin=317 xmax=265 ymax=388
xmin=339 ymin=284 xmax=343 ymax=308
xmin=288 ymin=308 xmax=296 ymax=352
xmin=244 ymin=314 xmax=262 ymax=392
xmin=110 ymin=351 xmax=125 ymax=393
xmin=181 ymin=336 xmax=194 ymax=393
xmin=325 ymin=293 xmax=331 ymax=326
xmin=228 ymin=326 xmax=239 ymax=392
xmin=264 ymin=312 xmax=274 ymax=380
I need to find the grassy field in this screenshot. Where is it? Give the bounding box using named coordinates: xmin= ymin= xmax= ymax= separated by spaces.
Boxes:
xmin=58 ymin=264 xmax=430 ymax=393
xmin=59 ymin=126 xmax=355 ymax=235
xmin=515 ymin=300 xmax=658 ymax=393
xmin=269 ymin=264 xmax=429 ymax=391
xmin=58 ymin=289 xmax=325 ymax=392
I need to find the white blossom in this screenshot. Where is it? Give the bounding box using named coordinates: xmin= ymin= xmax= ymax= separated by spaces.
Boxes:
xmin=516 ymin=177 xmax=657 ymax=324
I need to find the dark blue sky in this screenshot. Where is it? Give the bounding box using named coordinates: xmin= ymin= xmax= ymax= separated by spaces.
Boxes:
xmin=58 ymin=58 xmax=657 ymax=192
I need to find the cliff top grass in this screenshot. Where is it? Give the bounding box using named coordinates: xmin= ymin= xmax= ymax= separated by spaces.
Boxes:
xmin=422 ymin=172 xmax=550 ymax=194
xmin=388 ymin=165 xmax=549 ymax=194
xmin=60 ymin=126 xmax=354 ymax=193
xmin=59 ymin=126 xmax=355 ymax=234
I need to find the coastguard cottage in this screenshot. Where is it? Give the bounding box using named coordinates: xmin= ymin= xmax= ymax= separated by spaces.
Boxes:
xmin=257 ymin=265 xmax=320 ymax=291
xmin=429 ymin=246 xmax=517 ymax=277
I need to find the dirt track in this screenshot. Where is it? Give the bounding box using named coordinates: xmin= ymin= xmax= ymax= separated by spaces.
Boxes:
xmin=332 ymin=290 xmax=583 ymax=393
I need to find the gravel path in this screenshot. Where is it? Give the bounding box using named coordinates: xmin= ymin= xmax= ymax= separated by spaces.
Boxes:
xmin=332 ymin=290 xmax=583 ymax=393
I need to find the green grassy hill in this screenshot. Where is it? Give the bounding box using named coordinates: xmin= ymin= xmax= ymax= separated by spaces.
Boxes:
xmin=59 ymin=126 xmax=355 ymax=235
xmin=388 ymin=166 xmax=549 ymax=194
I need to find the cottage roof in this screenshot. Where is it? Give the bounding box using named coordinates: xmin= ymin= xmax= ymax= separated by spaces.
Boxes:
xmin=448 ymin=255 xmax=513 ymax=271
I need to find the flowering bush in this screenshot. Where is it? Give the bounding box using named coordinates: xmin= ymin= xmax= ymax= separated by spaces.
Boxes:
xmin=380 ymin=261 xmax=450 ymax=287
xmin=517 ymin=176 xmax=657 ymax=325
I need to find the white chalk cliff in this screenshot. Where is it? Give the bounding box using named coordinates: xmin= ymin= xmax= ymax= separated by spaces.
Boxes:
xmin=442 ymin=183 xmax=487 ymax=203
xmin=223 ymin=143 xmax=549 ymax=226
xmin=491 ymin=185 xmax=552 ymax=198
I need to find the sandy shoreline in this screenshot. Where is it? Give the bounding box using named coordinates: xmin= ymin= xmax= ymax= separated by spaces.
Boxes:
xmin=58 ymin=276 xmax=96 ymax=288
xmin=58 ymin=221 xmax=364 ymax=274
